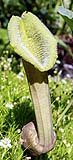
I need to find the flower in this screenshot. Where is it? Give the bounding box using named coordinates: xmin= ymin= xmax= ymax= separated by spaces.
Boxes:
xmin=56 ymin=97 xmax=60 ymax=101
xmin=59 ymin=128 xmax=64 ymax=133
xmin=26 ymin=157 xmax=31 ymax=160
xmin=17 ymin=72 xmax=24 ymax=80
xmin=6 ymin=102 xmax=14 ymax=109
xmin=0 ymin=138 xmax=12 ymax=149
xmin=17 ymin=129 xmax=21 ymax=134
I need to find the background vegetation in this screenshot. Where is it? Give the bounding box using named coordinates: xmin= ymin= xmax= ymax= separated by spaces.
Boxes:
xmin=0 ymin=0 xmax=73 ymax=159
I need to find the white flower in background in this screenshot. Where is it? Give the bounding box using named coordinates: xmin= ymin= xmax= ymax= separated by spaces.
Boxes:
xmin=6 ymin=102 xmax=14 ymax=109
xmin=63 ymin=139 xmax=67 ymax=145
xmin=63 ymin=139 xmax=71 ymax=147
xmin=21 ymin=95 xmax=30 ymax=101
xmin=17 ymin=72 xmax=24 ymax=80
xmin=0 ymin=138 xmax=12 ymax=149
xmin=62 ymin=79 xmax=66 ymax=84
xmin=17 ymin=129 xmax=21 ymax=134
xmin=56 ymin=97 xmax=60 ymax=101
xmin=59 ymin=128 xmax=64 ymax=133
xmin=1 ymin=86 xmax=5 ymax=90
xmin=7 ymin=58 xmax=12 ymax=63
xmin=26 ymin=157 xmax=31 ymax=160
xmin=21 ymin=96 xmax=27 ymax=101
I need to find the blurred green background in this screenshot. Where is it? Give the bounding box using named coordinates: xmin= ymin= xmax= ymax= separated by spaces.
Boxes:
xmin=0 ymin=0 xmax=73 ymax=32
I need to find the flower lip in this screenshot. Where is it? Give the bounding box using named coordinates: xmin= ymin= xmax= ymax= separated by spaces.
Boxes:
xmin=8 ymin=11 xmax=57 ymax=72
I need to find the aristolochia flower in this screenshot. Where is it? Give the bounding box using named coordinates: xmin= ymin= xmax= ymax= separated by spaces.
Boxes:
xmin=8 ymin=11 xmax=57 ymax=155
xmin=0 ymin=138 xmax=12 ymax=149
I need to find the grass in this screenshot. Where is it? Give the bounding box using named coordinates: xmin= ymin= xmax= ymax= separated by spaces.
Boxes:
xmin=0 ymin=51 xmax=73 ymax=160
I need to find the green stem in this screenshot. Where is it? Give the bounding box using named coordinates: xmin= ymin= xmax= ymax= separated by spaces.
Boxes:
xmin=21 ymin=61 xmax=56 ymax=155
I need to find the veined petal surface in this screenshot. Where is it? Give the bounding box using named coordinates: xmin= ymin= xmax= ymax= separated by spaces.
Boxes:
xmin=8 ymin=11 xmax=57 ymax=71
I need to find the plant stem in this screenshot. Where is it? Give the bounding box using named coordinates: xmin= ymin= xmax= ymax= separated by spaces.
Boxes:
xmin=21 ymin=61 xmax=56 ymax=155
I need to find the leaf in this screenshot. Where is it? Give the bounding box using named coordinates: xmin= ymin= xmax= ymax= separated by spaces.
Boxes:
xmin=58 ymin=6 xmax=73 ymax=31
xmin=0 ymin=29 xmax=8 ymax=44
xmin=0 ymin=29 xmax=9 ymax=51
xmin=8 ymin=11 xmax=57 ymax=72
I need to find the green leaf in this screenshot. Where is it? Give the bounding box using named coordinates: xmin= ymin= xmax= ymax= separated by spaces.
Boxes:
xmin=0 ymin=29 xmax=9 ymax=51
xmin=8 ymin=11 xmax=57 ymax=72
xmin=0 ymin=29 xmax=8 ymax=44
xmin=58 ymin=6 xmax=73 ymax=31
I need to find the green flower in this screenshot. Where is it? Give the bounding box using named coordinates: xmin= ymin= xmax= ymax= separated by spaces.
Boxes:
xmin=8 ymin=11 xmax=57 ymax=72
